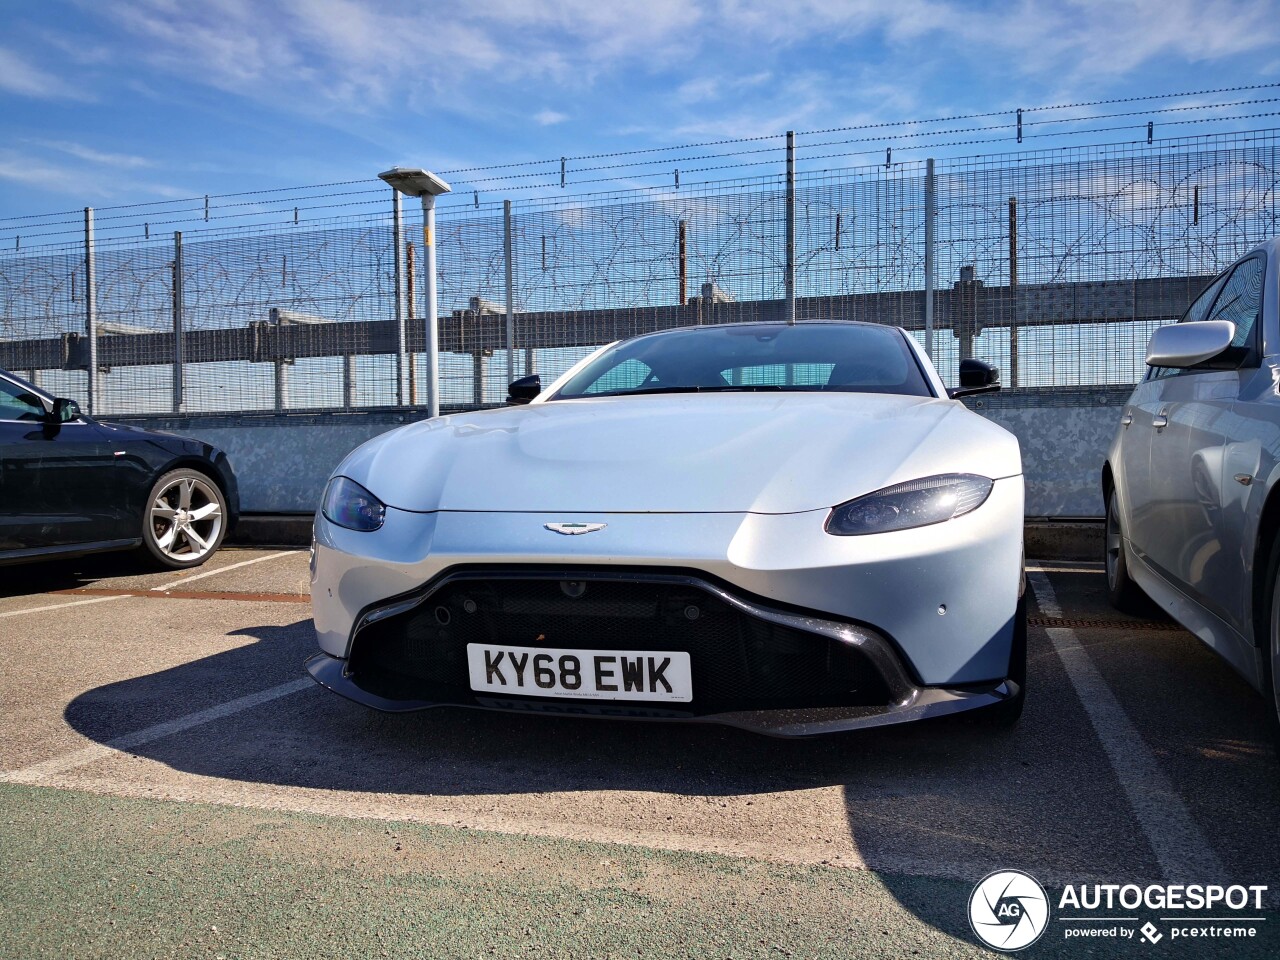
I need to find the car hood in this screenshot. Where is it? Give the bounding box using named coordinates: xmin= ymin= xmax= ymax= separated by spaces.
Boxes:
xmin=339 ymin=393 xmax=1021 ymax=514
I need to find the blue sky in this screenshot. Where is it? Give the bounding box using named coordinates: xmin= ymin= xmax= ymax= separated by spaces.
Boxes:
xmin=2 ymin=0 xmax=1279 ymax=220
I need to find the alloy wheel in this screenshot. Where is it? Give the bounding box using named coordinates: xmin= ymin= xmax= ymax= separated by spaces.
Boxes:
xmin=150 ymin=475 xmax=223 ymax=562
xmin=1106 ymin=492 xmax=1122 ymax=592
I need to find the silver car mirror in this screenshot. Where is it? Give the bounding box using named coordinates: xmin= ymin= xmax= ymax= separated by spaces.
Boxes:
xmin=1145 ymin=320 xmax=1235 ymax=369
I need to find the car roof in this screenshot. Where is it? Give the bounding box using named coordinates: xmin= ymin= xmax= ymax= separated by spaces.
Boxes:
xmin=614 ymin=319 xmax=910 ymax=347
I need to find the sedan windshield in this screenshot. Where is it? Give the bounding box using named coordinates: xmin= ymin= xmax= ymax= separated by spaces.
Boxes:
xmin=552 ymin=322 xmax=933 ymax=400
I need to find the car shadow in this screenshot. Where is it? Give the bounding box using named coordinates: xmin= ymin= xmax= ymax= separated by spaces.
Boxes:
xmin=0 ymin=551 xmax=157 ymax=599
xmin=61 ymin=614 xmax=1280 ymax=953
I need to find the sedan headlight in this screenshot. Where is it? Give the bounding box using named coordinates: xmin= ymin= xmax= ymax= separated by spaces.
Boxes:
xmin=321 ymin=476 xmax=386 ymax=532
xmin=825 ymin=474 xmax=993 ymax=536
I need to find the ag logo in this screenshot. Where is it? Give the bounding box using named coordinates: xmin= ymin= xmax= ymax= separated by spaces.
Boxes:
xmin=969 ymin=870 xmax=1050 ymax=952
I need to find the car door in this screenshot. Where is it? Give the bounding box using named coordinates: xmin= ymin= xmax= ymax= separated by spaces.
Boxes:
xmin=1145 ymin=255 xmax=1266 ymax=628
xmin=0 ymin=376 xmax=129 ymax=551
xmin=1126 ymin=271 xmax=1228 ymax=574
xmin=1190 ymin=253 xmax=1271 ymax=633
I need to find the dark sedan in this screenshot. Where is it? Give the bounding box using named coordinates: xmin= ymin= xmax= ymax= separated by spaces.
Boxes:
xmin=0 ymin=369 xmax=239 ymax=569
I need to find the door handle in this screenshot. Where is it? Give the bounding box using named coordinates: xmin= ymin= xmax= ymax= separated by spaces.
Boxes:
xmin=1153 ymin=409 xmax=1169 ymax=430
xmin=1121 ymin=412 xmax=1133 ymax=427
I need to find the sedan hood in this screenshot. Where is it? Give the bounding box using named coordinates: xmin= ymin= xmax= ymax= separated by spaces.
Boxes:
xmin=339 ymin=393 xmax=1021 ymax=515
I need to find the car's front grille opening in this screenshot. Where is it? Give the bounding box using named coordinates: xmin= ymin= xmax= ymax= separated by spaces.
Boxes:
xmin=348 ymin=573 xmax=894 ymax=713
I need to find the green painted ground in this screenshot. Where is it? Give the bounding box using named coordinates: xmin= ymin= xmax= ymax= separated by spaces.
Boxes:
xmin=1 ymin=783 xmax=1273 ymax=960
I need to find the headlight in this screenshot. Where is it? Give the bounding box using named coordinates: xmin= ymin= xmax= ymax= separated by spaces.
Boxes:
xmin=825 ymin=474 xmax=993 ymax=536
xmin=321 ymin=476 xmax=386 ymax=532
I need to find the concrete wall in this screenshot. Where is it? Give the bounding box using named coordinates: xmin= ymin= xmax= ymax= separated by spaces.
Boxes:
xmin=120 ymin=388 xmax=1128 ymax=518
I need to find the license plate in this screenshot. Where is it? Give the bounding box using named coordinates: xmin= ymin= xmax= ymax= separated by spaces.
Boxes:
xmin=466 ymin=643 xmax=692 ymax=703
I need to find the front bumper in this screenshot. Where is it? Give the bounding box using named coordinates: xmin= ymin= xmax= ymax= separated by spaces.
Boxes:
xmin=305 ymin=566 xmax=1022 ymax=737
xmin=311 ymin=477 xmax=1024 ymax=686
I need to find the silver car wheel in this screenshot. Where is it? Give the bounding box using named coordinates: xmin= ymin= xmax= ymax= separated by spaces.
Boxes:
xmin=150 ymin=475 xmax=223 ymax=562
xmin=1105 ymin=491 xmax=1123 ymax=592
xmin=1271 ymin=562 xmax=1280 ymax=727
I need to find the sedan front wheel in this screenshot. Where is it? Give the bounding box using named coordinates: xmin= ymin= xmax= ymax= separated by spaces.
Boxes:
xmin=141 ymin=468 xmax=227 ymax=569
xmin=1267 ymin=550 xmax=1280 ymax=734
xmin=1105 ymin=489 xmax=1145 ymax=614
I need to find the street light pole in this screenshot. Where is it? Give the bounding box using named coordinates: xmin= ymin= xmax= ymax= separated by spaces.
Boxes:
xmin=421 ymin=191 xmax=440 ymax=418
xmin=378 ymin=167 xmax=452 ymax=418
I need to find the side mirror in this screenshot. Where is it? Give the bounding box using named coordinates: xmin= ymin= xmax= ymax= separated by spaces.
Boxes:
xmin=1145 ymin=320 xmax=1235 ymax=369
xmin=507 ymin=374 xmax=541 ymax=405
xmin=949 ymin=359 xmax=1001 ymax=399
xmin=52 ymin=397 xmax=83 ymax=422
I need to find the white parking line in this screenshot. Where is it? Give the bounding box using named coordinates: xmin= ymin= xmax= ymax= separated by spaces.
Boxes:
xmin=0 ymin=594 xmax=127 ymax=619
xmin=150 ymin=550 xmax=293 ymax=592
xmin=0 ymin=678 xmax=316 ymax=785
xmin=1027 ymin=570 xmax=1225 ymax=883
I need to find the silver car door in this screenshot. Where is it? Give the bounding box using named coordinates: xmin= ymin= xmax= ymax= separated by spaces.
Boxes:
xmin=1188 ymin=254 xmax=1269 ymax=634
xmin=1129 ymin=272 xmax=1229 ymax=576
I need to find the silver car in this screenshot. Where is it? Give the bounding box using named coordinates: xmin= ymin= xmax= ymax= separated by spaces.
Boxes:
xmin=307 ymin=321 xmax=1026 ymax=736
xmin=1105 ymin=238 xmax=1280 ymax=728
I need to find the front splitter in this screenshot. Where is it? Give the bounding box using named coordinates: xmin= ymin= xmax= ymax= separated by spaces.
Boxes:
xmin=305 ymin=652 xmax=1017 ymax=738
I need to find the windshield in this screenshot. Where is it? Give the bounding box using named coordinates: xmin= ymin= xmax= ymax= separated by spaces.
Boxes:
xmin=551 ymin=323 xmax=933 ymax=400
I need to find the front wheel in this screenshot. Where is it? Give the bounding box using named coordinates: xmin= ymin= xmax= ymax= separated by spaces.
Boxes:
xmin=140 ymin=468 xmax=227 ymax=569
xmin=1105 ymin=489 xmax=1145 ymax=614
xmin=1264 ymin=547 xmax=1280 ymax=735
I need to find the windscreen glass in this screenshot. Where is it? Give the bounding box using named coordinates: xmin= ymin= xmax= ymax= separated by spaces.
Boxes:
xmin=552 ymin=323 xmax=933 ymax=399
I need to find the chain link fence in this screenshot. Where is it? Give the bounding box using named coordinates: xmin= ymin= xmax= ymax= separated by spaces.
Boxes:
xmin=1 ymin=127 xmax=1277 ymax=416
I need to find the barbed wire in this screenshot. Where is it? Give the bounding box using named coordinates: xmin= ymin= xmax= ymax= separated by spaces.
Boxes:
xmin=2 ymin=88 xmax=1269 ymax=253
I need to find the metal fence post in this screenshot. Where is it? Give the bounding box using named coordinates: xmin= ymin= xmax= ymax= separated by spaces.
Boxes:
xmin=270 ymin=307 xmax=287 ymax=411
xmin=406 ymin=241 xmax=417 ymax=404
xmin=84 ymin=207 xmax=98 ymax=414
xmin=924 ymin=159 xmax=936 ymax=360
xmin=504 ymin=199 xmax=515 ymax=390
xmin=472 ymin=350 xmax=486 ymax=405
xmin=1008 ymin=196 xmax=1019 ymax=388
xmin=172 ymin=231 xmax=184 ymax=413
xmin=343 ymin=355 xmax=357 ymax=408
xmin=785 ymin=131 xmax=796 ymax=325
xmin=678 ymin=219 xmax=687 ymax=307
xmin=392 ymin=192 xmax=407 ymax=406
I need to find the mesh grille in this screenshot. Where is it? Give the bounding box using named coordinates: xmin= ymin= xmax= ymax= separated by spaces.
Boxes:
xmin=349 ymin=574 xmax=892 ymax=713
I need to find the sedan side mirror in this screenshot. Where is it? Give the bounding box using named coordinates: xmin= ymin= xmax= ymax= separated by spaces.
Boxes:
xmin=507 ymin=374 xmax=541 ymax=405
xmin=1145 ymin=320 xmax=1235 ymax=369
xmin=949 ymin=359 xmax=1001 ymax=400
xmin=52 ymin=397 xmax=83 ymax=422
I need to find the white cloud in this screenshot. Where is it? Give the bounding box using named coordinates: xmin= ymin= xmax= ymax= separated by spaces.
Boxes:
xmin=0 ymin=47 xmax=93 ymax=100
xmin=29 ymin=140 xmax=153 ymax=169
xmin=0 ymin=149 xmax=184 ymax=200
xmin=718 ymin=0 xmax=1279 ymax=83
xmin=23 ymin=0 xmax=1280 ymax=145
xmin=82 ymin=0 xmax=700 ymax=114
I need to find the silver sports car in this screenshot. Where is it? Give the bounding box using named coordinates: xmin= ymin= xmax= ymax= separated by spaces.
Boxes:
xmin=308 ymin=321 xmax=1026 ymax=736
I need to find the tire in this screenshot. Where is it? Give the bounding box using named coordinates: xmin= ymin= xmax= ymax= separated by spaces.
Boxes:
xmin=140 ymin=468 xmax=228 ymax=570
xmin=974 ymin=584 xmax=1027 ymax=727
xmin=1105 ymin=489 xmax=1146 ymax=614
xmin=1262 ymin=544 xmax=1280 ymax=737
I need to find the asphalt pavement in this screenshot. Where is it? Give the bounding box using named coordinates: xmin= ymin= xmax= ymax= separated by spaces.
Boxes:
xmin=1 ymin=548 xmax=1277 ymax=958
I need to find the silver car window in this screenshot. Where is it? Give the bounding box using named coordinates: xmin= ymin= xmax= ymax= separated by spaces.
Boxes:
xmin=553 ymin=323 xmax=933 ymax=399
xmin=1180 ymin=273 xmax=1229 ymax=325
xmin=1206 ymin=254 xmax=1265 ymax=350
